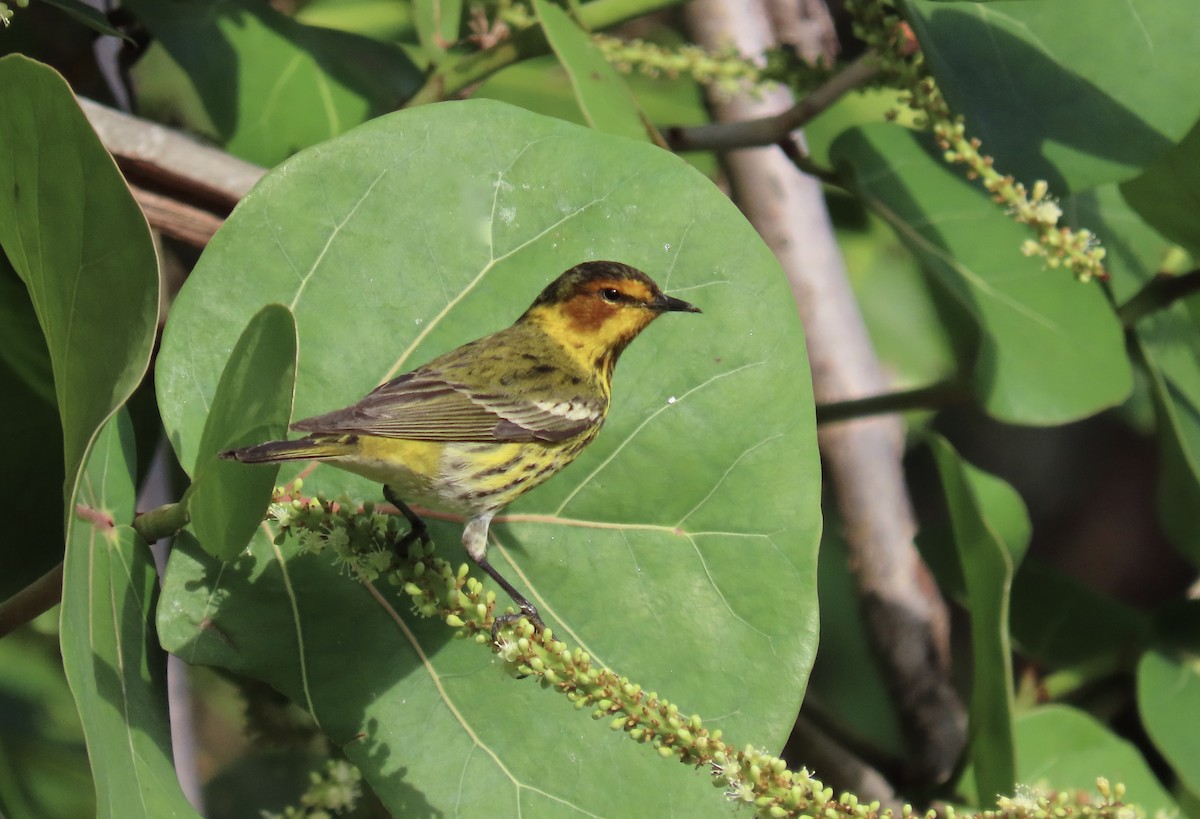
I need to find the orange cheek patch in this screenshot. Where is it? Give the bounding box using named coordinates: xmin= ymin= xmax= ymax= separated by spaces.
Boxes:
xmin=563 ymin=295 xmax=615 ymax=333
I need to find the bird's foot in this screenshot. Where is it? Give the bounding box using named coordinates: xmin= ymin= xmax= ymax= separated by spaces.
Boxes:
xmin=491 ymin=601 xmax=544 ymax=644
xmin=383 ymin=486 xmax=430 ymax=559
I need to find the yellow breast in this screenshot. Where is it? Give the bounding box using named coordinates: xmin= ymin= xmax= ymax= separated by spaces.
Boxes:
xmin=331 ymin=431 xmax=597 ymax=515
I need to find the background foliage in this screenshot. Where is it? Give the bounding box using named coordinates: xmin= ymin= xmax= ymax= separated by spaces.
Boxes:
xmin=2 ymin=0 xmax=1200 ymax=817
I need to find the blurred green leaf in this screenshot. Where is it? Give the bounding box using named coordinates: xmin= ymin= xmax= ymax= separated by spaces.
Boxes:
xmin=536 ymin=0 xmax=653 ymax=143
xmin=61 ymin=411 xmax=196 ymax=818
xmin=295 ymin=0 xmax=415 ymax=40
xmin=126 ymin=0 xmax=423 ymax=166
xmin=0 ymin=55 xmax=159 ymax=511
xmin=903 ymin=0 xmax=1200 ymax=192
xmin=1137 ymin=648 xmax=1200 ymax=796
xmin=832 ymin=124 xmax=1131 ymax=424
xmin=1012 ymin=705 xmax=1176 ymax=815
xmin=476 ymin=52 xmax=716 ymax=176
xmin=1010 ymin=561 xmax=1149 ymax=670
xmin=0 ymin=627 xmax=92 ymax=819
xmin=156 ymin=99 xmax=819 ymax=816
xmin=188 ymin=304 xmax=297 ymax=561
xmin=1122 ymin=118 xmax=1200 ymax=259
xmin=928 ymin=434 xmax=1017 ymax=804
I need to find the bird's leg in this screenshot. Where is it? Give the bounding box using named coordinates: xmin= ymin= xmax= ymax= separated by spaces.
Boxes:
xmin=475 ymin=555 xmax=544 ymax=641
xmin=462 ymin=512 xmax=544 ymax=641
xmin=382 ymin=485 xmax=429 ymax=558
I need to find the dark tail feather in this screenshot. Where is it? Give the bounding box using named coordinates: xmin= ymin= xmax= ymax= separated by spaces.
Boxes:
xmin=219 ymin=436 xmax=354 ymax=464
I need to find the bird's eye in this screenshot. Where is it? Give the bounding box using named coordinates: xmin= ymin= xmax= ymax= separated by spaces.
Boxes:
xmin=599 ymin=288 xmax=622 ymax=303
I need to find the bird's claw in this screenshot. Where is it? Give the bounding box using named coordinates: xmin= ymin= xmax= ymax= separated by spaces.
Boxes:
xmin=491 ymin=604 xmax=544 ymax=644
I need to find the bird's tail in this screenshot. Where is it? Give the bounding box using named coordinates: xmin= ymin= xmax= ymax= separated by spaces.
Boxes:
xmin=220 ymin=435 xmax=356 ymax=464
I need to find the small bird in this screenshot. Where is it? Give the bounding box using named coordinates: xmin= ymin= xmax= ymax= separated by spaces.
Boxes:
xmin=222 ymin=261 xmax=700 ymax=635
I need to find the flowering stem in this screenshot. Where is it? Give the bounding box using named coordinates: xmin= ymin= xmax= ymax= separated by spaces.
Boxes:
xmin=271 ymin=489 xmax=1147 ymax=818
xmin=846 ymin=0 xmax=1108 ymax=282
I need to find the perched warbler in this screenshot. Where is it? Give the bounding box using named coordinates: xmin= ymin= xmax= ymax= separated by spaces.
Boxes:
xmin=222 ymin=261 xmax=700 ymax=634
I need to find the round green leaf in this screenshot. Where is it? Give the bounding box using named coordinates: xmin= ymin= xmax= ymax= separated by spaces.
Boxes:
xmin=156 ymin=99 xmax=819 ymax=815
xmin=1138 ymin=649 xmax=1200 ymax=796
xmin=903 ymin=0 xmax=1200 ymax=192
xmin=832 ymin=124 xmax=1131 ymax=424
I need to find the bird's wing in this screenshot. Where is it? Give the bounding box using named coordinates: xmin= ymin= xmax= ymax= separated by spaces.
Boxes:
xmin=290 ymin=370 xmax=605 ymax=444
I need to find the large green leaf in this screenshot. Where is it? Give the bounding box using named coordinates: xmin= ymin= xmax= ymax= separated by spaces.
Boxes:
xmin=188 ymin=304 xmax=297 ymax=561
xmin=536 ymin=0 xmax=653 ymax=143
xmin=903 ymin=0 xmax=1200 ymax=192
xmin=61 ymin=411 xmax=196 ymax=818
xmin=1122 ymin=118 xmax=1200 ymax=260
xmin=0 ymin=55 xmax=159 ymax=510
xmin=155 ymin=99 xmax=820 ymax=816
xmin=832 ymin=124 xmax=1130 ymax=424
xmin=126 ymin=0 xmax=423 ymax=166
xmin=1012 ymin=706 xmax=1175 ymax=815
xmin=927 ymin=434 xmax=1018 ymax=805
xmin=1137 ymin=648 xmax=1200 ymax=797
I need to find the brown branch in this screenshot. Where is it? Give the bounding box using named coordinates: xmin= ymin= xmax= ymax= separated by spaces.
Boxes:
xmin=0 ymin=562 xmax=64 ymax=639
xmin=78 ymin=98 xmax=266 ymax=248
xmin=684 ymin=0 xmax=965 ymax=790
xmin=1118 ymin=268 xmax=1200 ymax=327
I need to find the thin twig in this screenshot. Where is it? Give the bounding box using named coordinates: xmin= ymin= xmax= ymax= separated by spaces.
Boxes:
xmin=816 ymin=380 xmax=970 ymax=425
xmin=666 ymin=52 xmax=880 ymax=152
xmin=1118 ymin=269 xmax=1200 ymax=326
xmin=0 ymin=562 xmax=64 ymax=639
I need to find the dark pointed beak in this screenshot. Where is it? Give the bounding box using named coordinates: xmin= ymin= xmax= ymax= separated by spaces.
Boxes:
xmin=654 ymin=293 xmax=701 ymax=314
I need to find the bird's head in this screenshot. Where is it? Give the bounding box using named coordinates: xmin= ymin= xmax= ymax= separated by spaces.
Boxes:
xmin=519 ymin=261 xmax=700 ymax=373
